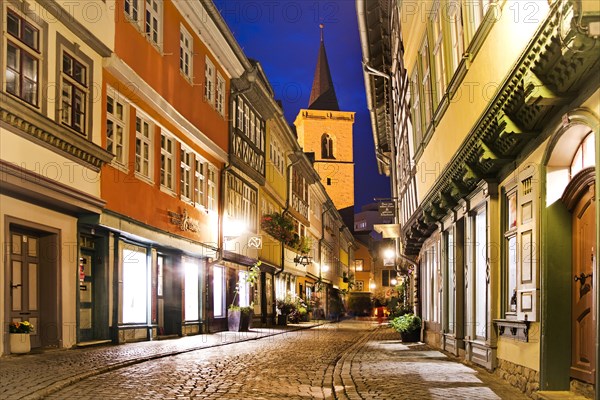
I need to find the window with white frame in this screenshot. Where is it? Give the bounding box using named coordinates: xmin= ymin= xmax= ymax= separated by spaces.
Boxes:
xmin=570 ymin=133 xmax=595 ymax=178
xmin=207 ymin=165 xmax=217 ymax=212
xmin=204 ymin=57 xmax=215 ymax=104
xmin=382 ymin=270 xmax=396 ymax=287
xmin=410 ymin=69 xmax=422 ymax=147
xmin=216 ymin=73 xmax=225 ymax=115
xmin=145 ymin=0 xmax=161 ymax=46
xmin=420 ymin=37 xmax=433 ymax=129
xmin=124 ymin=0 xmax=162 ymax=48
xmin=160 ymin=133 xmax=175 ymax=191
xmin=270 ymin=137 xmax=284 ymax=175
xmin=445 ymin=228 xmax=456 ymax=333
xmin=60 ymin=52 xmax=88 ymax=135
xmin=106 ymin=89 xmax=128 ymax=166
xmin=474 ymin=206 xmax=488 ymax=339
xmin=467 ymin=0 xmax=492 ymax=42
xmin=431 ymin=2 xmax=446 ymax=106
xmin=180 ymin=147 xmax=193 ymax=200
xmin=180 ymin=25 xmax=193 ymax=79
xmin=135 ymin=113 xmax=153 ymax=180
xmin=227 ymin=173 xmax=257 ymax=232
xmin=5 ymin=9 xmax=40 ymax=107
xmin=354 ymin=259 xmax=364 ymax=271
xmin=448 ymin=1 xmax=465 ymax=77
xmin=194 ymin=158 xmax=206 ymax=208
xmin=504 ymin=188 xmax=518 ymax=315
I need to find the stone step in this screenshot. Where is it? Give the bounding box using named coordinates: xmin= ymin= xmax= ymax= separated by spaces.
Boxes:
xmin=534 ymin=391 xmax=592 ymax=400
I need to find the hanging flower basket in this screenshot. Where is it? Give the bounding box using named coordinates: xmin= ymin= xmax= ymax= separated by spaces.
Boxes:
xmin=261 ymin=212 xmax=295 ymax=246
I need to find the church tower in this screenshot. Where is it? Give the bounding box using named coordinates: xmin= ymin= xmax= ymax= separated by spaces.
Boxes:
xmin=294 ymin=25 xmax=355 ymax=213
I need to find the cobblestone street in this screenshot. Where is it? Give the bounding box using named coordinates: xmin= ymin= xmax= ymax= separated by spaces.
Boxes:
xmin=1 ymin=320 xmax=529 ymax=399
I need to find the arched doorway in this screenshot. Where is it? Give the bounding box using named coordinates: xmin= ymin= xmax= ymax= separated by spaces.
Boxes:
xmin=543 ymin=116 xmax=597 ymax=396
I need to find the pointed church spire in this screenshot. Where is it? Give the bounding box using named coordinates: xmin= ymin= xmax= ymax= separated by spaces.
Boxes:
xmin=308 ymin=24 xmax=340 ymax=111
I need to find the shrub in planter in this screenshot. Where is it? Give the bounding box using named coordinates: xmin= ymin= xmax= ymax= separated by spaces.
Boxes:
xmin=390 ymin=313 xmax=421 ymax=342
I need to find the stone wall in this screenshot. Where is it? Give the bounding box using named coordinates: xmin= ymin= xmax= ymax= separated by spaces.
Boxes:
xmin=495 ymin=358 xmax=539 ymax=397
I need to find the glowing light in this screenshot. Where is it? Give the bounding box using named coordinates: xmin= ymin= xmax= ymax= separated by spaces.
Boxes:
xmin=384 ymin=248 xmax=395 ymax=259
xmin=391 ymin=278 xmax=398 ymax=286
xmin=369 ymin=283 xmax=376 ymax=290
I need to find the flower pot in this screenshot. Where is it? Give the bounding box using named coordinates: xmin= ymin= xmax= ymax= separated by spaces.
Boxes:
xmin=400 ymin=330 xmax=420 ymax=343
xmin=277 ymin=314 xmax=288 ymax=326
xmin=228 ymin=309 xmax=252 ymax=332
xmin=10 ymin=333 xmax=31 ymax=354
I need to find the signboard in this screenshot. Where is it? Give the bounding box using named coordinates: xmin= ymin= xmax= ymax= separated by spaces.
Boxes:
xmin=247 ymin=236 xmax=263 ymax=249
xmin=378 ymin=201 xmax=395 ymax=218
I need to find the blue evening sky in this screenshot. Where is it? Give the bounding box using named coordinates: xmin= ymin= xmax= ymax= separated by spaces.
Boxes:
xmin=213 ymin=0 xmax=391 ymax=211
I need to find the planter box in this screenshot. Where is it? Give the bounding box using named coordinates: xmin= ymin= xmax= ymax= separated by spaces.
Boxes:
xmin=228 ymin=309 xmax=252 ymax=332
xmin=10 ymin=333 xmax=31 ymax=354
xmin=400 ymin=330 xmax=420 ymax=343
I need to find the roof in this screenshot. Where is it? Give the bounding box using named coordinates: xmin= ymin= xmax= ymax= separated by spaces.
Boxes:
xmin=308 ymin=27 xmax=340 ymax=111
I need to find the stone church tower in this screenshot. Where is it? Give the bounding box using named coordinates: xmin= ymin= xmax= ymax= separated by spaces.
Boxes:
xmin=294 ymin=26 xmax=355 ymax=213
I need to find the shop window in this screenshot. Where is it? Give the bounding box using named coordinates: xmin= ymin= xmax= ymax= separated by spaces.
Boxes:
xmin=238 ymin=271 xmax=250 ymax=307
xmin=474 ymin=206 xmax=488 ymax=339
xmin=213 ymin=266 xmax=224 ymax=318
xmin=122 ymin=246 xmax=148 ymax=324
xmin=184 ymin=260 xmax=199 ymax=321
xmin=445 ymin=228 xmax=455 ymax=334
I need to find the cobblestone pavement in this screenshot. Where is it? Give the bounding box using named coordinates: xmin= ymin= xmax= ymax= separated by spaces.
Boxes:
xmin=37 ymin=321 xmax=529 ymax=400
xmin=0 ymin=322 xmax=324 ymax=400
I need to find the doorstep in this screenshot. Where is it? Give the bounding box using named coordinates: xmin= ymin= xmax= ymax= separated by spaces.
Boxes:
xmin=76 ymin=339 xmax=112 ymax=348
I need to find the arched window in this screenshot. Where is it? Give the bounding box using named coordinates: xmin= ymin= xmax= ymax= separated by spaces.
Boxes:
xmin=321 ymin=133 xmax=334 ymax=159
xmin=569 ymin=133 xmax=595 ymax=178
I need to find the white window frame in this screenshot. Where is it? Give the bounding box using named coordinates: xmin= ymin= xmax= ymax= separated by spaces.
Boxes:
xmin=124 ymin=0 xmax=140 ymax=22
xmin=160 ymin=132 xmax=175 ymax=192
xmin=420 ymin=37 xmax=433 ymax=129
xmin=60 ymin=51 xmax=88 ymax=135
xmin=207 ymin=165 xmax=217 ymax=212
xmin=180 ymin=25 xmax=193 ymax=80
xmin=431 ymin=2 xmax=446 ymax=107
xmin=204 ymin=57 xmax=215 ymax=105
xmin=194 ymin=157 xmax=207 ymax=208
xmin=134 ymin=110 xmax=154 ymax=182
xmin=144 ymin=0 xmax=162 ymax=47
xmin=5 ymin=8 xmax=41 ymax=108
xmin=448 ymin=1 xmax=465 ymax=77
xmin=473 ymin=206 xmax=488 ymax=340
xmin=410 ymin=68 xmax=422 ymax=148
xmin=216 ymin=73 xmax=225 ymax=115
xmin=180 ymin=146 xmax=193 ymax=201
xmin=106 ymin=87 xmax=129 ymax=169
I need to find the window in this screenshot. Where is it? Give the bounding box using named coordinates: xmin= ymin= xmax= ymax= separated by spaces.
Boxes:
xmin=106 ymin=89 xmax=128 ymax=166
xmin=269 ymin=137 xmax=284 ymax=175
xmin=382 ymin=270 xmax=396 ymax=287
xmin=410 ymin=69 xmax=422 ymax=147
xmin=474 ymin=207 xmax=488 ymax=339
xmin=448 ymin=1 xmax=465 ymax=76
xmin=445 ymin=229 xmax=455 ymax=333
xmin=213 ymin=266 xmax=224 ymax=317
xmin=122 ymin=245 xmax=148 ymax=324
xmin=354 ymin=259 xmax=364 ymax=271
xmin=145 ymin=0 xmax=161 ymax=46
xmin=194 ymin=158 xmax=206 ymax=208
xmin=135 ymin=113 xmax=153 ymax=180
xmin=216 ymin=74 xmax=225 ymax=115
xmin=180 ymin=148 xmax=192 ymax=200
xmin=160 ymin=133 xmax=175 ymax=191
xmin=326 ymin=178 xmax=332 ymax=186
xmin=207 ymin=166 xmax=217 ymax=212
xmin=60 ymin=52 xmax=88 ymax=134
xmin=467 ymin=0 xmax=492 ymax=41
xmin=355 ymin=280 xmax=364 ymax=291
xmin=236 ymin=97 xmax=244 ymax=130
xmin=570 ymin=133 xmax=595 ymax=178
xmin=321 ymin=134 xmax=334 ymax=159
xmin=5 ymin=9 xmax=40 ymax=107
xmin=420 ymin=37 xmax=433 ymax=128
xmin=156 ymin=255 xmax=164 ymax=297
xmin=204 ymin=57 xmax=215 ymax=104
xmin=238 ymin=271 xmax=250 ymax=307
xmin=184 ymin=259 xmax=199 ymax=321
xmin=504 ymin=189 xmax=518 ymax=315
xmin=180 ymin=26 xmax=193 ymax=79
xmin=124 ymin=0 xmax=162 ymax=48
xmin=227 ymin=173 xmax=258 ymax=231
xmin=431 ymin=2 xmax=447 ymax=106
xmin=124 ymin=0 xmax=139 ymax=21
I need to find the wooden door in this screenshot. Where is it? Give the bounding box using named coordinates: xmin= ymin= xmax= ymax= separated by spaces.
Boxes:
xmin=9 ymin=229 xmax=40 ymax=348
xmin=571 ymin=184 xmax=596 ymax=383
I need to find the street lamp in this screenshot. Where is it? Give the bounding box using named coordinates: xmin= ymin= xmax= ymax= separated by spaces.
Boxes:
xmin=293 ymin=255 xmax=312 ymax=267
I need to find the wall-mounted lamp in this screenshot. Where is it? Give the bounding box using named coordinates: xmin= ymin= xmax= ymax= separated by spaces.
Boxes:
xmin=294 ymin=255 xmax=312 ymax=267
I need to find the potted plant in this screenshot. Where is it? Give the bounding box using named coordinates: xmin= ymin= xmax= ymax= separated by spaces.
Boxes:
xmin=390 ymin=313 xmax=421 ymax=342
xmin=9 ymin=321 xmax=34 ymax=354
xmin=260 ymin=212 xmax=295 ymax=246
xmin=228 ymin=262 xmax=261 ymax=332
xmin=276 ymin=294 xmax=297 ymax=325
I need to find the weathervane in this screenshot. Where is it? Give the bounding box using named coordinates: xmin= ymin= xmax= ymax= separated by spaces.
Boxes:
xmin=320 ymin=23 xmax=324 ymax=42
